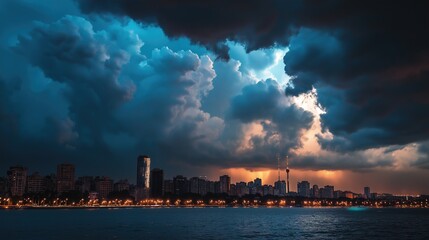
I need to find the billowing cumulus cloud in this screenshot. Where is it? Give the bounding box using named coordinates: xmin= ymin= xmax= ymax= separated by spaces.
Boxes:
xmin=0 ymin=7 xmax=313 ymax=177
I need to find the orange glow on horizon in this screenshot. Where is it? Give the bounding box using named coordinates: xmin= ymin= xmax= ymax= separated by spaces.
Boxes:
xmin=218 ymin=168 xmax=346 ymax=192
xmin=223 ymin=168 xmax=275 ymax=183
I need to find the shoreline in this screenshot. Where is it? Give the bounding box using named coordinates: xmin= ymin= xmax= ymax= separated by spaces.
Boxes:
xmin=1 ymin=205 xmax=428 ymax=210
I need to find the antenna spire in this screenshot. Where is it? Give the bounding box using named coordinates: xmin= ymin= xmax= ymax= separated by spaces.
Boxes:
xmin=286 ymin=155 xmax=290 ymax=194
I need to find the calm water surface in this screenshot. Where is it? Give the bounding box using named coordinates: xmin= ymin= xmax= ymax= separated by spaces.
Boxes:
xmin=1 ymin=207 xmax=428 ymax=239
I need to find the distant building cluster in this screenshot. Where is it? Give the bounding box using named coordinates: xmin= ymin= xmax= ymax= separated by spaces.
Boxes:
xmin=0 ymin=155 xmax=384 ymax=202
xmin=0 ymin=164 xmax=130 ymax=201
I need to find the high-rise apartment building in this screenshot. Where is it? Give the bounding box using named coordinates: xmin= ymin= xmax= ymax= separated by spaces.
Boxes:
xmin=7 ymin=166 xmax=27 ymax=197
xmin=163 ymin=180 xmax=174 ymax=195
xmin=56 ymin=163 xmax=75 ymax=194
xmin=0 ymin=177 xmax=7 ymax=196
xmin=297 ymin=181 xmax=310 ymax=197
xmin=274 ymin=180 xmax=286 ymax=196
xmin=26 ymin=172 xmax=46 ymax=193
xmin=364 ymin=187 xmax=371 ymax=199
xmin=136 ymin=155 xmax=150 ymax=200
xmin=76 ymin=176 xmax=94 ymax=193
xmin=219 ymin=175 xmax=231 ymax=194
xmin=114 ymin=179 xmax=130 ymax=192
xmin=322 ymin=185 xmax=335 ymax=199
xmin=95 ymin=176 xmax=113 ymax=199
xmin=150 ymin=168 xmax=164 ymax=198
xmin=312 ymin=185 xmax=319 ymax=198
xmin=173 ymin=175 xmax=188 ymax=196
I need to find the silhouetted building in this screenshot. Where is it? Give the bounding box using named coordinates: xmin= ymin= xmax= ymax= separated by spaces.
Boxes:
xmin=248 ymin=181 xmax=255 ymax=194
xmin=254 ymin=178 xmax=262 ymax=187
xmin=136 ymin=155 xmax=150 ymax=200
xmin=206 ymin=181 xmax=215 ymax=194
xmin=198 ymin=177 xmax=207 ymax=196
xmin=236 ymin=182 xmax=248 ymax=197
xmin=274 ymin=180 xmax=286 ymax=196
xmin=364 ymin=187 xmax=371 ymax=199
xmin=114 ymin=179 xmax=130 ymax=192
xmin=7 ymin=166 xmax=27 ymax=197
xmin=297 ymin=181 xmax=310 ymax=197
xmin=56 ymin=163 xmax=75 ymax=194
xmin=263 ymin=185 xmax=274 ymax=196
xmin=219 ymin=175 xmax=231 ymax=194
xmin=76 ymin=176 xmax=94 ymax=193
xmin=188 ymin=176 xmax=207 ymax=196
xmin=312 ymin=185 xmax=319 ymax=198
xmin=214 ymin=181 xmax=220 ymax=194
xmin=163 ymin=180 xmax=174 ymax=195
xmin=173 ymin=175 xmax=188 ymax=196
xmin=254 ymin=178 xmax=263 ymax=195
xmin=26 ymin=172 xmax=46 ymax=193
xmin=150 ymin=168 xmax=164 ymax=198
xmin=344 ymin=191 xmax=354 ymax=199
xmin=334 ymin=190 xmax=343 ymax=199
xmin=0 ymin=177 xmax=7 ymax=196
xmin=230 ymin=184 xmax=237 ymax=196
xmin=190 ymin=177 xmax=199 ymax=194
xmin=321 ymin=185 xmax=334 ymax=198
xmin=95 ymin=176 xmax=113 ymax=199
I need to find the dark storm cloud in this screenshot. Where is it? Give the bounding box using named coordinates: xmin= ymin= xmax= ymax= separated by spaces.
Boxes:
xmin=229 ymin=79 xmax=283 ymax=123
xmin=77 ymin=0 xmax=288 ymax=59
xmin=76 ymin=0 xmax=429 ymax=151
xmin=228 ymin=79 xmax=313 ymax=146
xmin=15 ymin=16 xmax=137 ymax=144
xmin=413 ymin=141 xmax=429 ymax=169
xmin=285 ymin=26 xmax=429 ymax=151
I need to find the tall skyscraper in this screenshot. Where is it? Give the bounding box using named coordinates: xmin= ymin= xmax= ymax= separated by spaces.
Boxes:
xmin=56 ymin=163 xmax=75 ymax=194
xmin=7 ymin=166 xmax=27 ymax=197
xmin=136 ymin=155 xmax=150 ymax=200
xmin=136 ymin=155 xmax=150 ymax=189
xmin=219 ymin=175 xmax=231 ymax=194
xmin=150 ymin=168 xmax=164 ymax=198
xmin=286 ymin=156 xmax=290 ymax=194
xmin=297 ymin=181 xmax=310 ymax=197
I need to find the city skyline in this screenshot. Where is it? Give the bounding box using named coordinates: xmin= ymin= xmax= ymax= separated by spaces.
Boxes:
xmin=1 ymin=0 xmax=429 ymax=196
xmin=2 ymin=155 xmax=424 ymax=197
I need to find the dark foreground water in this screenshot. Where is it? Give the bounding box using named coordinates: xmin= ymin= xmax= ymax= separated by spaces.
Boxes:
xmin=1 ymin=207 xmax=429 ymax=239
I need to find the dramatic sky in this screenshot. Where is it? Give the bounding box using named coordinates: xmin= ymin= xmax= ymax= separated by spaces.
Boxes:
xmin=1 ymin=0 xmax=429 ymax=194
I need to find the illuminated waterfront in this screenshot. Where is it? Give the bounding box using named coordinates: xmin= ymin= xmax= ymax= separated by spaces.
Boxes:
xmin=1 ymin=208 xmax=429 ymax=239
